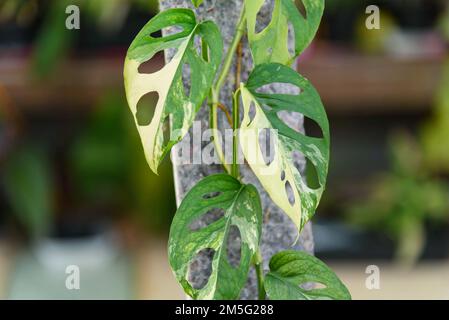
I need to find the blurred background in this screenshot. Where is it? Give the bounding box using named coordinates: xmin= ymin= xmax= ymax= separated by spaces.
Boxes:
xmin=0 ymin=0 xmax=449 ymax=299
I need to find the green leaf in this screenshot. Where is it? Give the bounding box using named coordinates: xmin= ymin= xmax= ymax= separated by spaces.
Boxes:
xmin=124 ymin=9 xmax=223 ymax=173
xmin=265 ymin=250 xmax=351 ymax=300
xmin=168 ymin=174 xmax=262 ymax=300
xmin=239 ymin=63 xmax=329 ymax=230
xmin=191 ymin=0 xmax=204 ymax=7
xmin=245 ymin=0 xmax=324 ymax=65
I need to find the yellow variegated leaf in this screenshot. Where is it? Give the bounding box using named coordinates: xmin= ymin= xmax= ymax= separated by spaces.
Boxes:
xmin=239 ymin=63 xmax=330 ymax=231
xmin=124 ymin=9 xmax=223 ymax=173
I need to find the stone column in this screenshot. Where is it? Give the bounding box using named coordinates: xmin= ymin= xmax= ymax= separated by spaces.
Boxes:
xmin=160 ymin=0 xmax=314 ymax=299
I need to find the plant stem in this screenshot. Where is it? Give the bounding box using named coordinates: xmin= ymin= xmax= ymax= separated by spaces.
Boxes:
xmin=214 ymin=6 xmax=246 ymax=94
xmin=203 ymin=37 xmax=227 ymax=173
xmin=235 ymin=41 xmax=243 ymax=91
xmin=254 ymin=250 xmax=266 ymax=300
xmin=232 ymin=90 xmax=240 ymax=179
xmin=217 ymin=102 xmax=233 ymax=127
xmin=209 ymin=6 xmax=267 ymax=300
xmin=210 ymin=6 xmax=246 ymax=176
xmin=210 ymin=90 xmax=231 ymax=174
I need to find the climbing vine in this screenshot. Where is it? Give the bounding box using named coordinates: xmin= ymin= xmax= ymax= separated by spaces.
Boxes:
xmin=124 ymin=0 xmax=350 ymax=300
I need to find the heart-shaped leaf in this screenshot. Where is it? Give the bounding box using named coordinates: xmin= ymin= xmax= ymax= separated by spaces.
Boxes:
xmin=265 ymin=250 xmax=351 ymax=300
xmin=124 ymin=9 xmax=223 ymax=173
xmin=245 ymin=0 xmax=324 ymax=65
xmin=239 ymin=63 xmax=329 ymax=230
xmin=168 ymin=174 xmax=262 ymax=300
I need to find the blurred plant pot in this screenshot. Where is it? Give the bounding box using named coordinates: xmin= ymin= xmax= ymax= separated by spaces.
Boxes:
xmin=6 ymin=218 xmax=133 ymax=300
xmin=32 ymin=220 xmax=120 ymax=272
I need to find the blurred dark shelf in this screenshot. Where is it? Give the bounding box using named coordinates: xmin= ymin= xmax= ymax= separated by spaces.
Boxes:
xmin=0 ymin=49 xmax=159 ymax=114
xmin=299 ymin=47 xmax=444 ymax=115
xmin=0 ymin=47 xmax=444 ymax=114
xmin=314 ymin=219 xmax=449 ymax=261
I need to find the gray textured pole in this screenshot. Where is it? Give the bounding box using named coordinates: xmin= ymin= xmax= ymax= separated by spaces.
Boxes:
xmin=160 ymin=0 xmax=314 ymax=299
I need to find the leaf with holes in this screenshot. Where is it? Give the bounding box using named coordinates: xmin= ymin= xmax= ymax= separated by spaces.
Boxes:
xmin=265 ymin=250 xmax=351 ymax=300
xmin=124 ymin=9 xmax=223 ymax=173
xmin=191 ymin=0 xmax=204 ymax=7
xmin=239 ymin=63 xmax=329 ymax=230
xmin=168 ymin=174 xmax=262 ymax=300
xmin=245 ymin=0 xmax=324 ymax=65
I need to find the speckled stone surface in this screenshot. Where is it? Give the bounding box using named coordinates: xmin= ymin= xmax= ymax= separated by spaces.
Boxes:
xmin=160 ymin=0 xmax=314 ymax=299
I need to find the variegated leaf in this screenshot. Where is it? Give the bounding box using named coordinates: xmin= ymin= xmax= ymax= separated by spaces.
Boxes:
xmin=265 ymin=250 xmax=351 ymax=300
xmin=239 ymin=63 xmax=329 ymax=230
xmin=169 ymin=174 xmax=262 ymax=300
xmin=245 ymin=0 xmax=324 ymax=66
xmin=124 ymin=9 xmax=223 ymax=173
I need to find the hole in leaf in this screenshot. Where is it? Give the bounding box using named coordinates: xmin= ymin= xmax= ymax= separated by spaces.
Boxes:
xmin=151 ymin=25 xmax=184 ymax=38
xmin=138 ymin=49 xmax=178 ymax=74
xmin=300 ymin=282 xmax=327 ymax=291
xmin=202 ymin=191 xmax=222 ymax=200
xmin=285 ymin=180 xmax=295 ymax=206
xmin=189 ymin=208 xmax=225 ymax=232
xmin=304 ymin=116 xmax=324 ymax=138
xmin=277 ymin=110 xmax=304 ymax=134
xmin=193 ymin=35 xmax=210 ymax=63
xmin=261 ymin=104 xmax=272 ymax=112
xmin=248 ymin=102 xmax=256 ymax=125
xmin=188 ymin=248 xmax=215 ymax=290
xmin=255 ymin=82 xmax=300 ymax=95
xmin=138 ymin=52 xmax=165 ymax=74
xmin=203 ymin=42 xmax=211 ymax=63
xmin=258 ymin=128 xmax=276 ymax=166
xmin=136 ymin=91 xmax=159 ymax=126
xmin=295 ymin=0 xmax=308 ymax=19
xmin=150 ymin=30 xmax=161 ymax=38
xmin=182 ymin=63 xmax=192 ymax=98
xmin=280 ymin=170 xmax=286 ymax=181
xmin=193 ymin=35 xmax=203 ymax=58
xmin=226 ymin=225 xmax=241 ymax=268
xmin=291 ymin=150 xmax=305 ymax=173
xmin=305 ymin=158 xmax=320 ymax=190
xmin=287 ymin=22 xmax=295 ymax=56
xmin=255 ymin=0 xmax=274 ymax=34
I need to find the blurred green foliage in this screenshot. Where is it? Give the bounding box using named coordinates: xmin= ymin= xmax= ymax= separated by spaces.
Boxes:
xmin=0 ymin=0 xmax=159 ymax=76
xmin=421 ymin=5 xmax=449 ymax=174
xmin=2 ymin=145 xmax=54 ymax=238
xmin=346 ymin=132 xmax=449 ymax=265
xmin=421 ymin=61 xmax=449 ymax=174
xmin=0 ymin=0 xmax=176 ymax=236
xmin=32 ymin=0 xmax=73 ymax=77
xmin=346 ymin=5 xmax=449 ymax=265
xmin=1 ymin=91 xmax=177 ymax=237
xmin=70 ymin=92 xmax=176 ymax=231
xmin=440 ymin=4 xmax=449 ymax=40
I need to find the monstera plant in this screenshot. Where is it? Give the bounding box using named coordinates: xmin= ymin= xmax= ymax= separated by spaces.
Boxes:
xmin=124 ymin=0 xmax=350 ymax=300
